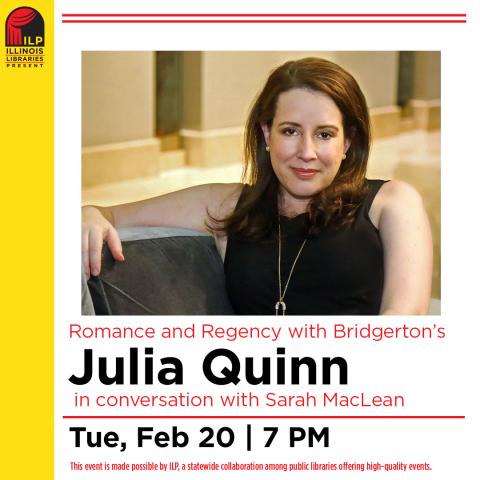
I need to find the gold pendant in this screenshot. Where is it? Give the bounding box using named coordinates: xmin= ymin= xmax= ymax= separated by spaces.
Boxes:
xmin=275 ymin=301 xmax=286 ymax=316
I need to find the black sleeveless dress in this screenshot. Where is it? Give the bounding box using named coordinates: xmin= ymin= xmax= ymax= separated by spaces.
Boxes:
xmin=224 ymin=180 xmax=386 ymax=315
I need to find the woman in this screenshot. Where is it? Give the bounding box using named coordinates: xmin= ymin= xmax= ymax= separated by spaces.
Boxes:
xmin=83 ymin=58 xmax=432 ymax=315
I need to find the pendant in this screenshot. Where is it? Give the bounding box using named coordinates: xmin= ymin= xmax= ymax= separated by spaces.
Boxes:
xmin=275 ymin=300 xmax=286 ymax=316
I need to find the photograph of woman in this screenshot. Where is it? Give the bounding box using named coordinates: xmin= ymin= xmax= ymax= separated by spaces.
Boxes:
xmin=82 ymin=55 xmax=434 ymax=315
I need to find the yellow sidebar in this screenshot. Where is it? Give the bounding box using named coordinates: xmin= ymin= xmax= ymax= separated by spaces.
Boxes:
xmin=0 ymin=1 xmax=53 ymax=478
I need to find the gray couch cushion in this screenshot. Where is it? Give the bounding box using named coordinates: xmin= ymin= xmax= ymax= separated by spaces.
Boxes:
xmin=81 ymin=268 xmax=95 ymax=315
xmin=86 ymin=227 xmax=234 ymax=315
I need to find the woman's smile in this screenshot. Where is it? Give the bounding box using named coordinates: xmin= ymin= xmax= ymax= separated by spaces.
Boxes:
xmin=290 ymin=167 xmax=321 ymax=179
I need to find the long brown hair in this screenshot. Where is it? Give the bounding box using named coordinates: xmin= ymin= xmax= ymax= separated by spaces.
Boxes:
xmin=213 ymin=57 xmax=371 ymax=239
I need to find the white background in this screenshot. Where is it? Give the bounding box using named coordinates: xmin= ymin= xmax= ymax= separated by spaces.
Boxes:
xmin=56 ymin=1 xmax=480 ymax=478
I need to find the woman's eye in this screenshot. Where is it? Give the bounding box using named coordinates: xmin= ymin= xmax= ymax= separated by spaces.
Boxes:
xmin=282 ymin=128 xmax=298 ymax=136
xmin=318 ymin=131 xmax=333 ymax=139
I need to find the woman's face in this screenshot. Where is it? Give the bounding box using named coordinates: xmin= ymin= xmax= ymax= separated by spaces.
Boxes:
xmin=262 ymin=88 xmax=350 ymax=215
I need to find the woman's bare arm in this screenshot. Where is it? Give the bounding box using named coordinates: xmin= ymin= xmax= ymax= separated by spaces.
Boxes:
xmin=82 ymin=183 xmax=242 ymax=277
xmin=371 ymin=180 xmax=433 ymax=315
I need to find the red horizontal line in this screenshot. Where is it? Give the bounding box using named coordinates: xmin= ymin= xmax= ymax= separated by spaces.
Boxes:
xmin=62 ymin=20 xmax=466 ymax=24
xmin=62 ymin=13 xmax=467 ymax=17
xmin=63 ymin=415 xmax=465 ymax=420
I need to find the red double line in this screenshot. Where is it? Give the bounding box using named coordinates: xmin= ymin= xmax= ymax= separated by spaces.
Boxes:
xmin=61 ymin=13 xmax=467 ymax=24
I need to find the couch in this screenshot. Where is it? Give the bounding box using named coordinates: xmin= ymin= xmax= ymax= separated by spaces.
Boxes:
xmin=82 ymin=227 xmax=234 ymax=315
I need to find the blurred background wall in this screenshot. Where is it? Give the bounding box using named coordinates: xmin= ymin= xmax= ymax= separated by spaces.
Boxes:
xmin=82 ymin=51 xmax=439 ymax=146
xmin=82 ymin=51 xmax=440 ymax=298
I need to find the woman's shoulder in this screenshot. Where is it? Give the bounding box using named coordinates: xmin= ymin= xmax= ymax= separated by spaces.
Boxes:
xmin=369 ymin=179 xmax=425 ymax=228
xmin=207 ymin=182 xmax=245 ymax=218
xmin=375 ymin=179 xmax=423 ymax=205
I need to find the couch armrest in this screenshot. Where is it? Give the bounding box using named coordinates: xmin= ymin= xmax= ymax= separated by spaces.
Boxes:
xmin=82 ymin=226 xmax=234 ymax=315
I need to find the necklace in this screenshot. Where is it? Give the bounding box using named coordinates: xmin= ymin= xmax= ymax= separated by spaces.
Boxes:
xmin=275 ymin=222 xmax=308 ymax=315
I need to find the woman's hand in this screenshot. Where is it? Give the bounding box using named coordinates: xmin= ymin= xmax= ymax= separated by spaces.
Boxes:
xmin=81 ymin=183 xmax=241 ymax=276
xmin=82 ymin=206 xmax=124 ymax=277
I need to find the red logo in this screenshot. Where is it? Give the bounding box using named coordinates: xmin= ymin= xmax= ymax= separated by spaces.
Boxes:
xmin=5 ymin=6 xmax=45 ymax=68
xmin=6 ymin=6 xmax=44 ymax=46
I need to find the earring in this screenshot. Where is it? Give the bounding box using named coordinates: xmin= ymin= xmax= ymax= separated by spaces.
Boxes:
xmin=266 ymin=145 xmax=270 ymax=152
xmin=342 ymin=153 xmax=347 ymax=160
